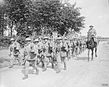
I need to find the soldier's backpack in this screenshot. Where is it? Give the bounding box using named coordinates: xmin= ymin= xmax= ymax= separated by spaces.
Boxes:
xmin=13 ymin=47 xmax=20 ymax=56
xmin=61 ymin=46 xmax=66 ymax=52
xmin=48 ymin=46 xmax=52 ymax=54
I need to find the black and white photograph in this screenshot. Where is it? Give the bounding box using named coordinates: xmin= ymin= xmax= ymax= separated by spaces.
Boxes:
xmin=0 ymin=0 xmax=109 ymax=87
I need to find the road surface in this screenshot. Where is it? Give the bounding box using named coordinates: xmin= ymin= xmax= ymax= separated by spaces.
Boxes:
xmin=0 ymin=41 xmax=109 ymax=87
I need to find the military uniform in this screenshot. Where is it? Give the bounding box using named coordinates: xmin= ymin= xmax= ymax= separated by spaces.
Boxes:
xmin=87 ymin=25 xmax=97 ymax=41
xmin=22 ymin=38 xmax=39 ymax=80
xmin=9 ymin=39 xmax=21 ymax=68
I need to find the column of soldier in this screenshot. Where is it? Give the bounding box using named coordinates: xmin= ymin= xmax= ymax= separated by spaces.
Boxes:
xmin=8 ymin=36 xmax=86 ymax=80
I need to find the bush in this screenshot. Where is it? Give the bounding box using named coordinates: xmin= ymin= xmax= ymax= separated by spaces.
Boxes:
xmin=0 ymin=36 xmax=11 ymax=47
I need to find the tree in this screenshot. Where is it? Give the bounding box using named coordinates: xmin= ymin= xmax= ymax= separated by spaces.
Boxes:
xmin=0 ymin=5 xmax=7 ymax=36
xmin=0 ymin=6 xmax=4 ymax=36
xmin=31 ymin=0 xmax=85 ymax=35
xmin=58 ymin=3 xmax=85 ymax=35
xmin=4 ymin=0 xmax=85 ymax=36
xmin=5 ymin=0 xmax=32 ymax=36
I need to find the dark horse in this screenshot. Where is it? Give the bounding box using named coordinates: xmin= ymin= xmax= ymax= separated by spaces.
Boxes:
xmin=86 ymin=36 xmax=98 ymax=61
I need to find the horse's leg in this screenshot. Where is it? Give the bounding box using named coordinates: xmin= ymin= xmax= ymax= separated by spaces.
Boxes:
xmin=72 ymin=47 xmax=74 ymax=57
xmin=95 ymin=47 xmax=97 ymax=57
xmin=51 ymin=58 xmax=54 ymax=69
xmin=75 ymin=47 xmax=78 ymax=56
xmin=51 ymin=55 xmax=55 ymax=69
xmin=91 ymin=49 xmax=94 ymax=61
xmin=88 ymin=49 xmax=90 ymax=61
xmin=63 ymin=58 xmax=66 ymax=70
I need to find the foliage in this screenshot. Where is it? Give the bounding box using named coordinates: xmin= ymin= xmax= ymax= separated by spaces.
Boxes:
xmin=29 ymin=0 xmax=85 ymax=35
xmin=5 ymin=0 xmax=32 ymax=36
xmin=0 ymin=36 xmax=11 ymax=47
xmin=0 ymin=5 xmax=7 ymax=36
xmin=4 ymin=0 xmax=85 ymax=36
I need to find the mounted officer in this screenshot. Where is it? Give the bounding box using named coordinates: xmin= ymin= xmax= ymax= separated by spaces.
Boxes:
xmin=87 ymin=25 xmax=97 ymax=42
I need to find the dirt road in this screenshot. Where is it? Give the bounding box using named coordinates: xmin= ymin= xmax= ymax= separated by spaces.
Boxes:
xmin=0 ymin=41 xmax=109 ymax=87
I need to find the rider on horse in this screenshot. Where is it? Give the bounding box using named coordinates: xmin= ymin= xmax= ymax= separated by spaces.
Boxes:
xmin=87 ymin=25 xmax=97 ymax=42
xmin=87 ymin=25 xmax=98 ymax=61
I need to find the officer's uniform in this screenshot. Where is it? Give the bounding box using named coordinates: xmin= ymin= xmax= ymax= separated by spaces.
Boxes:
xmin=87 ymin=26 xmax=97 ymax=41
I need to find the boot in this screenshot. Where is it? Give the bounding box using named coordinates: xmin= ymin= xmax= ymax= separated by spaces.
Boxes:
xmin=22 ymin=75 xmax=28 ymax=80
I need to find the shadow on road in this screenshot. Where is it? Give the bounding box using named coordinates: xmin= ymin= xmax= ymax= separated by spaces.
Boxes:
xmin=0 ymin=57 xmax=10 ymax=68
xmin=75 ymin=57 xmax=88 ymax=61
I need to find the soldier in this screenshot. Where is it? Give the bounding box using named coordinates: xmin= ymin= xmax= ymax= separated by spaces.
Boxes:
xmin=66 ymin=40 xmax=71 ymax=60
xmin=22 ymin=38 xmax=39 ymax=80
xmin=46 ymin=40 xmax=54 ymax=68
xmin=42 ymin=38 xmax=49 ymax=71
xmin=55 ymin=40 xmax=61 ymax=73
xmin=87 ymin=25 xmax=97 ymax=41
xmin=9 ymin=38 xmax=21 ymax=68
xmin=9 ymin=38 xmax=15 ymax=56
xmin=36 ymin=38 xmax=47 ymax=71
xmin=33 ymin=38 xmax=39 ymax=56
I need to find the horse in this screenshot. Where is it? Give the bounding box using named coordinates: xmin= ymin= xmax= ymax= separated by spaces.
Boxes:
xmin=86 ymin=36 xmax=98 ymax=61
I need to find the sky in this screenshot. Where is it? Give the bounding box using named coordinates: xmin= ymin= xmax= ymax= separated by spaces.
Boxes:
xmin=0 ymin=0 xmax=4 ymax=5
xmin=69 ymin=0 xmax=109 ymax=37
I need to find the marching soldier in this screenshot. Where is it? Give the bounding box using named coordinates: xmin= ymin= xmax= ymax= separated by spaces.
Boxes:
xmin=9 ymin=38 xmax=21 ymax=68
xmin=9 ymin=38 xmax=15 ymax=57
xmin=42 ymin=38 xmax=49 ymax=71
xmin=22 ymin=38 xmax=39 ymax=80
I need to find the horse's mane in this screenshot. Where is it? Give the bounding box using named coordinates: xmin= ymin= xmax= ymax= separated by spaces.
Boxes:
xmin=91 ymin=37 xmax=94 ymax=42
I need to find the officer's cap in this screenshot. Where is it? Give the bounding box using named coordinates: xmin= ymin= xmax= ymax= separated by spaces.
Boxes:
xmin=89 ymin=25 xmax=94 ymax=27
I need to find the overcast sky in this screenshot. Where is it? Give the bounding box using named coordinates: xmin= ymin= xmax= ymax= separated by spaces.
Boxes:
xmin=69 ymin=0 xmax=109 ymax=37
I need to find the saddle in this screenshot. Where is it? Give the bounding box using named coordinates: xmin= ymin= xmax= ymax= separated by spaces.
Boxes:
xmin=86 ymin=37 xmax=96 ymax=48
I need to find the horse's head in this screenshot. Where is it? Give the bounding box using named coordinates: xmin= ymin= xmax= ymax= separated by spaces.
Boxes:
xmin=86 ymin=36 xmax=95 ymax=49
xmin=90 ymin=36 xmax=94 ymax=42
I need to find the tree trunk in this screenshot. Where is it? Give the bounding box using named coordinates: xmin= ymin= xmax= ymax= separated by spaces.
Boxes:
xmin=10 ymin=21 xmax=13 ymax=37
xmin=2 ymin=27 xmax=4 ymax=36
